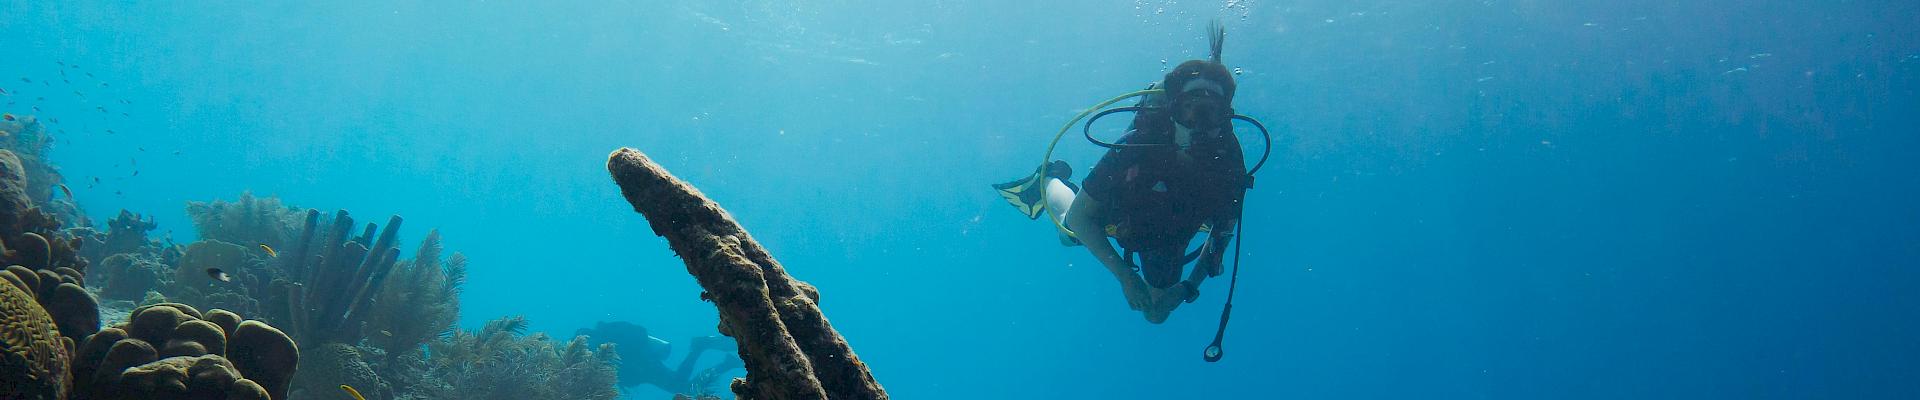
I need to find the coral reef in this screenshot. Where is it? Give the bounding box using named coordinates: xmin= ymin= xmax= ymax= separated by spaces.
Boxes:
xmin=70 ymin=303 xmax=298 ymax=400
xmin=75 ymin=210 xmax=164 ymax=266
xmin=404 ymin=316 xmax=620 ymax=400
xmin=606 ymin=148 xmax=887 ymax=400
xmin=74 ymin=210 xmax=182 ymax=303
xmin=362 ymin=230 xmax=464 ymax=365
xmin=184 ymin=193 xmax=307 ymax=253
xmin=293 ymin=343 xmax=389 ymax=400
xmin=164 ymin=239 xmax=266 ymax=316
xmin=91 ymin=254 xmax=167 ymax=301
xmin=0 ymin=117 xmax=79 ymax=226
xmin=1 ymin=151 xmax=88 ymax=277
xmin=0 ymin=147 xmax=100 ymax=400
xmin=269 ymin=209 xmax=405 ymax=348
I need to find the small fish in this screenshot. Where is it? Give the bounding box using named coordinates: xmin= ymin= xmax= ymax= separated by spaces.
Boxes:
xmin=206 ymin=268 xmax=231 ymax=282
xmin=99 ymin=82 xmax=109 ymax=87
xmin=84 ymin=72 xmax=94 ymax=78
xmin=105 ymin=129 xmax=115 ymax=134
xmin=341 ymin=385 xmax=367 ymax=400
xmin=1 ymin=113 xmax=12 ymax=121
xmin=56 ymin=61 xmax=65 ymax=67
xmin=378 ymin=330 xmax=392 ymax=337
xmin=56 ymin=184 xmax=72 ymax=201
xmin=92 ymin=177 xmax=100 ymax=183
xmin=48 ymin=118 xmax=58 ymax=123
xmin=0 ymin=87 xmax=7 ymax=95
xmin=96 ymin=106 xmax=106 ymax=113
xmin=258 ymin=243 xmax=277 ymax=257
xmin=17 ymin=78 xmax=29 ymax=83
xmin=132 ymin=170 xmax=139 ymax=177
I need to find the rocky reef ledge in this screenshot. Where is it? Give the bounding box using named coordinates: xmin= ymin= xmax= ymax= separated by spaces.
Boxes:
xmin=606 ymin=148 xmax=887 ymax=400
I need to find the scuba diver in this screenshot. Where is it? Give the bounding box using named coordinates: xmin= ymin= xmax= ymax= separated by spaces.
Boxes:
xmin=576 ymin=321 xmax=744 ymax=394
xmin=994 ymin=21 xmax=1268 ymax=361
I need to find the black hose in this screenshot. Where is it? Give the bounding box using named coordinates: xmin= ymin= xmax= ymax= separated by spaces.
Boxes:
xmin=1203 ymin=212 xmax=1245 ymax=362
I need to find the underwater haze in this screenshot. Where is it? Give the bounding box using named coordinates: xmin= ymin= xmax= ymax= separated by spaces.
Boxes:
xmin=5 ymin=0 xmax=1918 ymax=398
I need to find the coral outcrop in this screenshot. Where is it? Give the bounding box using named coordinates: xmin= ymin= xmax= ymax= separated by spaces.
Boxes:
xmin=0 ymin=142 xmax=101 ymax=400
xmin=0 ymin=117 xmax=78 ymax=225
xmin=71 ymin=303 xmax=298 ymax=400
xmin=606 ymin=148 xmax=887 ymax=400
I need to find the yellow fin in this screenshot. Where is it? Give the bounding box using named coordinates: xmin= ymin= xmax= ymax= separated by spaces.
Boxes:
xmin=258 ymin=243 xmax=277 ymax=258
xmin=340 ymin=385 xmax=365 ymax=400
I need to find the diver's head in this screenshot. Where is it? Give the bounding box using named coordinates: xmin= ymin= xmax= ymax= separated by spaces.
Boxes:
xmin=1163 ymin=60 xmax=1235 ymax=132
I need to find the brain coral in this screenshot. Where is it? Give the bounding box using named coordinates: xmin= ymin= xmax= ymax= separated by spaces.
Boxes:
xmin=0 ymin=273 xmax=73 ymax=400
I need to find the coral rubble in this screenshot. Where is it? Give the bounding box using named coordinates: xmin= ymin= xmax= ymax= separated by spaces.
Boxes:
xmin=606 ymin=148 xmax=887 ymax=400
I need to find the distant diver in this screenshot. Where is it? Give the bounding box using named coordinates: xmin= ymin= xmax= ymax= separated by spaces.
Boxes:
xmin=993 ymin=20 xmax=1270 ymax=362
xmin=575 ymin=321 xmax=744 ymax=394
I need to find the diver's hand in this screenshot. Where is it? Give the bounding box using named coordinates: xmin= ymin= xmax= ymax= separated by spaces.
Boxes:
xmin=1116 ymin=274 xmax=1152 ymax=311
xmin=1198 ymin=249 xmax=1225 ymax=277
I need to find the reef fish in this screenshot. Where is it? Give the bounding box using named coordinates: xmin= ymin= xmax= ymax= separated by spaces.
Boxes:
xmin=258 ymin=243 xmax=277 ymax=258
xmin=205 ymin=268 xmax=231 ymax=282
xmin=56 ymin=184 xmax=72 ymax=201
xmin=340 ymin=385 xmax=367 ymax=400
xmin=2 ymin=113 xmax=12 ymax=121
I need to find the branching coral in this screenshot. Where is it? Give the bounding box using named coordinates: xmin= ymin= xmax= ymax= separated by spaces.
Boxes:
xmin=75 ymin=210 xmax=163 ymax=265
xmin=606 ymin=148 xmax=887 ymax=400
xmin=75 ymin=210 xmax=181 ymax=302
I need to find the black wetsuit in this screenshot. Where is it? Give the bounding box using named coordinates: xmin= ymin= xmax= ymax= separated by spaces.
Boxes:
xmin=1082 ymin=109 xmax=1247 ymax=289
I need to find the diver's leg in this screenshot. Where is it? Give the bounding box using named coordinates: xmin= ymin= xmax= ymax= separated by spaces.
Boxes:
xmin=1045 ymin=178 xmax=1081 ymax=247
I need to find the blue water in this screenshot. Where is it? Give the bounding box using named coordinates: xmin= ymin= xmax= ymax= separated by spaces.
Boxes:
xmin=6 ymin=1 xmax=1918 ymax=398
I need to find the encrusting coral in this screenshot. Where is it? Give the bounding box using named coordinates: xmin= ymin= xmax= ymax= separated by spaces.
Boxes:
xmin=607 ymin=147 xmax=887 ymax=400
xmin=70 ymin=303 xmax=298 ymax=400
